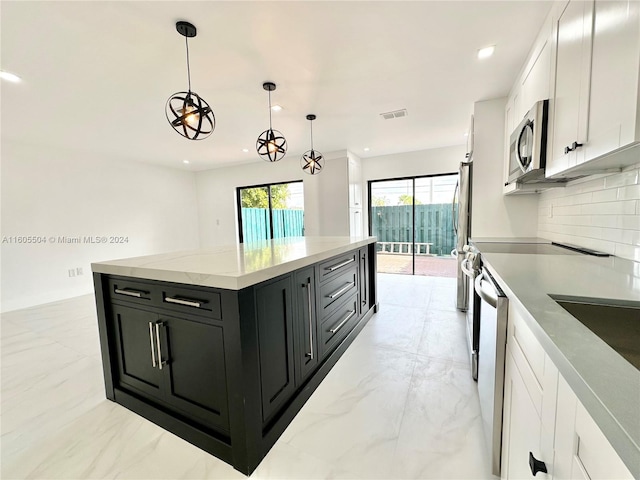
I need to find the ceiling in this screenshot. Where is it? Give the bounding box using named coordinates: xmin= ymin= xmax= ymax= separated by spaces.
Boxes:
xmin=1 ymin=1 xmax=552 ymax=171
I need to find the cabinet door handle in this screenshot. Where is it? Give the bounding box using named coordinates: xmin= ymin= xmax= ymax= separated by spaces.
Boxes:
xmin=326 ymin=258 xmax=355 ymax=271
xmin=564 ymin=145 xmax=573 ymax=154
xmin=303 ymin=280 xmax=314 ymax=359
xmin=329 ymin=310 xmax=356 ymax=334
xmin=148 ymin=322 xmax=157 ymax=368
xmin=529 ymin=452 xmax=547 ymax=476
xmin=165 ymin=296 xmax=202 ymax=308
xmin=114 ymin=288 xmax=146 ymax=298
xmin=155 ymin=322 xmax=167 ymax=370
xmin=571 ymin=141 xmax=583 ymax=150
xmin=327 ymin=282 xmax=355 ymax=299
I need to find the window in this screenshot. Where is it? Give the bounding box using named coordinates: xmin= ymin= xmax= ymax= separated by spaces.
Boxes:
xmin=236 ymin=181 xmax=304 ymax=243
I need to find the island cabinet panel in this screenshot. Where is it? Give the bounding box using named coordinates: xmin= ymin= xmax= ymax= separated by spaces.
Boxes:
xmin=160 ymin=315 xmax=229 ymax=430
xmin=293 ymin=266 xmax=319 ymax=385
xmin=94 ymin=241 xmax=378 ymax=476
xmin=111 ymin=304 xmax=163 ymax=398
xmin=108 ymin=301 xmax=230 ymax=434
xmin=254 ymin=276 xmax=296 ymax=424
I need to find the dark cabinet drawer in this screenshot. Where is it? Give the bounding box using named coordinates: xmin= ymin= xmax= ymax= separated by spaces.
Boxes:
xmin=319 ymin=267 xmax=358 ymax=318
xmin=159 ymin=284 xmax=222 ymax=320
xmin=318 ymin=294 xmax=359 ymax=359
xmin=107 ymin=276 xmax=222 ymax=321
xmin=108 ymin=277 xmax=155 ymax=305
xmin=318 ymin=251 xmax=358 ymax=283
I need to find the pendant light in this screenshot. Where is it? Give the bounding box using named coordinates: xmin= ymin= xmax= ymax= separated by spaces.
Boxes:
xmin=301 ymin=114 xmax=324 ymax=175
xmin=256 ymin=82 xmax=287 ymax=162
xmin=165 ymin=21 xmax=215 ymax=140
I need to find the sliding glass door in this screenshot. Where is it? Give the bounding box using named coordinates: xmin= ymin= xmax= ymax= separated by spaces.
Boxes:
xmin=237 ymin=181 xmax=304 ymax=243
xmin=369 ymin=174 xmax=458 ymax=276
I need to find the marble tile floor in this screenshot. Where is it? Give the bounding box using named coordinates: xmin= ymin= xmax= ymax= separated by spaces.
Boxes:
xmin=1 ymin=274 xmax=491 ymax=479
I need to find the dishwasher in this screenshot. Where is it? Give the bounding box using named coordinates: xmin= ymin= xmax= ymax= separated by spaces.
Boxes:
xmin=475 ymin=266 xmax=508 ymax=477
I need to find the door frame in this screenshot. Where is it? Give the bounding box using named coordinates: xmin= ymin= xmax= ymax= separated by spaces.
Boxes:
xmin=367 ymin=172 xmax=457 ymax=275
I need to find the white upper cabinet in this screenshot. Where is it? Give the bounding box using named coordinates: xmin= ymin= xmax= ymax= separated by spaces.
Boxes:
xmin=547 ymin=0 xmax=640 ymax=178
xmin=548 ymin=0 xmax=593 ymax=176
xmin=586 ymin=0 xmax=640 ymax=162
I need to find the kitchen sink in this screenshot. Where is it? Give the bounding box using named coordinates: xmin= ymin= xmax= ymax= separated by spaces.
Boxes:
xmin=550 ymin=295 xmax=640 ymax=371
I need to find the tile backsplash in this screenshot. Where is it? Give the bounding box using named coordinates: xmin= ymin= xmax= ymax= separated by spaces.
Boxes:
xmin=538 ymin=163 xmax=640 ymax=262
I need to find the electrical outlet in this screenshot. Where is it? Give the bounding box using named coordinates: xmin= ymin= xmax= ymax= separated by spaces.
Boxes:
xmin=68 ymin=269 xmax=76 ymax=278
xmin=76 ymin=267 xmax=83 ymax=276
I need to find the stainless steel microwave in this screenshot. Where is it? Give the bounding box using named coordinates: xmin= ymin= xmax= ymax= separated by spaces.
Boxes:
xmin=507 ymin=100 xmax=549 ymax=184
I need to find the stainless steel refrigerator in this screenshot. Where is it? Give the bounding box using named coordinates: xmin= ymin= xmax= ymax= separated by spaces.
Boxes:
xmin=454 ymin=160 xmax=472 ymax=311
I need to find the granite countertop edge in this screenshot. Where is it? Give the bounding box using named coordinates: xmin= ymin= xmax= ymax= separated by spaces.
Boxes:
xmin=91 ymin=236 xmax=376 ymax=290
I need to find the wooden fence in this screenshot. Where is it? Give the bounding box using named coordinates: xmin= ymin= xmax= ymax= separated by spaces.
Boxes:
xmin=371 ymin=204 xmax=457 ymax=256
xmin=241 ymin=208 xmax=304 ymax=243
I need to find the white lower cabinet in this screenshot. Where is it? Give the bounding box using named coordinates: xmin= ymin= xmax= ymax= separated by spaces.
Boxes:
xmin=502 ymin=303 xmax=556 ymax=479
xmin=501 ymin=302 xmax=633 ymax=480
xmin=554 ymin=376 xmax=633 ymax=480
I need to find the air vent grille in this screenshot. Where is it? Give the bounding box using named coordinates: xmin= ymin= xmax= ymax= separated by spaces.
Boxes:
xmin=380 ymin=109 xmax=408 ymax=120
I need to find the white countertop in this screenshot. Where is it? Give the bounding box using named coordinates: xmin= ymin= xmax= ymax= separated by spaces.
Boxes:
xmin=92 ymin=236 xmax=376 ymax=290
xmin=481 ymin=252 xmax=640 ymax=478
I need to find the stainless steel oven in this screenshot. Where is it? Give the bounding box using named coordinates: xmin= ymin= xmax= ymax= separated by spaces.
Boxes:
xmin=461 ymin=249 xmax=480 ymax=380
xmin=475 ymin=267 xmax=508 ymax=477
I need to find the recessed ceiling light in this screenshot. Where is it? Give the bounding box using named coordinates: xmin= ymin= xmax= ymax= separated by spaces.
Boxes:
xmin=271 ymin=104 xmax=283 ymax=112
xmin=364 ymin=147 xmax=370 ymax=152
xmin=242 ymin=148 xmax=249 ymax=153
xmin=477 ymin=45 xmax=495 ymax=59
xmin=183 ymin=159 xmax=190 ymax=164
xmin=0 ymin=71 xmax=21 ymax=83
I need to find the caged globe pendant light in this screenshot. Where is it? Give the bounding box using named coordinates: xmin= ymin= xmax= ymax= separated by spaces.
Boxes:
xmin=256 ymin=82 xmax=287 ymax=162
xmin=301 ymin=114 xmax=324 ymax=175
xmin=165 ymin=21 xmax=215 ymax=140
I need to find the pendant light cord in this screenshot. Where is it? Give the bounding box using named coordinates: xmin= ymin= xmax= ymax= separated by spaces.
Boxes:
xmin=310 ymin=119 xmax=314 ymax=150
xmin=185 ymin=36 xmax=192 ymax=92
xmin=268 ymin=90 xmax=273 ymax=130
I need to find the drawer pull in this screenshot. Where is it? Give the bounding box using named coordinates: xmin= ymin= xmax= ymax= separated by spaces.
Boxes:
xmin=165 ymin=296 xmax=203 ymax=308
xmin=148 ymin=322 xmax=157 ymax=368
xmin=114 ymin=288 xmax=147 ymax=298
xmin=326 ymin=258 xmax=355 ymax=271
xmin=155 ymin=322 xmax=167 ymax=370
xmin=304 ymin=280 xmax=314 ymax=360
xmin=329 ymin=310 xmax=356 ymax=334
xmin=328 ymin=282 xmax=355 ymax=299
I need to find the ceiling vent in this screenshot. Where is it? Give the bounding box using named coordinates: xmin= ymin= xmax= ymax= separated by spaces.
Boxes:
xmin=380 ymin=109 xmax=408 ymax=120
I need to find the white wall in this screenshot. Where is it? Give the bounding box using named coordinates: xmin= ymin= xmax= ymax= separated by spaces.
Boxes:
xmin=471 ymin=98 xmax=539 ymax=238
xmin=0 ymin=141 xmax=200 ymax=312
xmin=538 ymin=163 xmax=640 ymax=261
xmin=196 ymin=151 xmax=352 ymax=247
xmin=361 ymin=145 xmax=465 ymax=183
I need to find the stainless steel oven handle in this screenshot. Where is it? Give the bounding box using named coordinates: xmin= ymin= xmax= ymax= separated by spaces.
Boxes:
xmin=475 ymin=272 xmax=498 ymax=308
xmin=461 ymin=258 xmax=475 ymax=279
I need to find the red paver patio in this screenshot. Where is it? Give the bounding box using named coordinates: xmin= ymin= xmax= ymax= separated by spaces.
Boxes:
xmin=376 ymin=253 xmax=457 ymax=277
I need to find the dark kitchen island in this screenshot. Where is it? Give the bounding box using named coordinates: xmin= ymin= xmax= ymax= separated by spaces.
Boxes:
xmin=92 ymin=236 xmax=378 ymax=475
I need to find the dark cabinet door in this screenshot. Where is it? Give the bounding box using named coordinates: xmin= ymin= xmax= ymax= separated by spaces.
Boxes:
xmin=159 ymin=316 xmax=230 ymax=432
xmin=359 ymin=247 xmax=370 ymax=316
xmin=255 ymin=275 xmax=296 ymax=424
xmin=111 ymin=304 xmax=163 ymax=399
xmin=294 ymin=267 xmax=318 ymax=385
